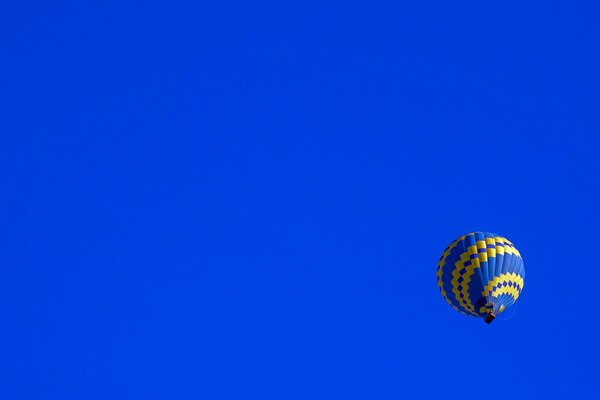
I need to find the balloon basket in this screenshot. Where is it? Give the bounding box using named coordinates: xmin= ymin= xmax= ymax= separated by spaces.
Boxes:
xmin=484 ymin=312 xmax=496 ymax=324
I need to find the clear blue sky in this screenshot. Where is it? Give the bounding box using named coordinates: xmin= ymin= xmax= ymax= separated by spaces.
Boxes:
xmin=2 ymin=1 xmax=599 ymax=399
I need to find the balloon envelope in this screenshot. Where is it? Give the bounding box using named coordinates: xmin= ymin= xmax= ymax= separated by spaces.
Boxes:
xmin=437 ymin=232 xmax=525 ymax=322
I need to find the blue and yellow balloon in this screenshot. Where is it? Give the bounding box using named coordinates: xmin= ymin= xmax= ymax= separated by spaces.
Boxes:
xmin=437 ymin=232 xmax=525 ymax=323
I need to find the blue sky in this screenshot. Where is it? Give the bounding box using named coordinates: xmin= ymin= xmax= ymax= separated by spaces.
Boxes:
xmin=2 ymin=1 xmax=600 ymax=399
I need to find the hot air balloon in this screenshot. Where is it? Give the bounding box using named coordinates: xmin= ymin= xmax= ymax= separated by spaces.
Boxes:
xmin=436 ymin=232 xmax=525 ymax=323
